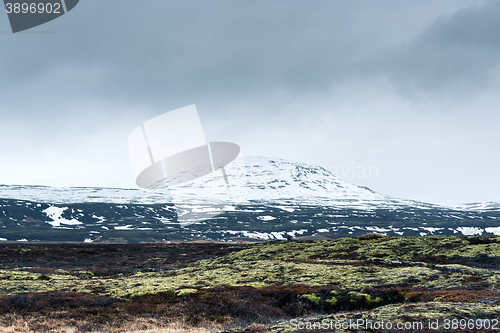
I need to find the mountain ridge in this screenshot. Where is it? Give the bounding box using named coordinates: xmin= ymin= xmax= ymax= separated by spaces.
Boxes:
xmin=0 ymin=156 xmax=447 ymax=209
xmin=1 ymin=156 xmax=499 ymax=242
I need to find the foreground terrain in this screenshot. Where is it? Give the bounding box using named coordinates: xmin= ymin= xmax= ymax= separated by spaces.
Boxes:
xmin=0 ymin=235 xmax=500 ymax=332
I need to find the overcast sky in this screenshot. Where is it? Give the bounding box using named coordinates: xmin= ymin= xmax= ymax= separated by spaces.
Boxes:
xmin=0 ymin=0 xmax=498 ymax=206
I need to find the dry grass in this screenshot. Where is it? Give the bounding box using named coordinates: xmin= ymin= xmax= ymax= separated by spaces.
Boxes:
xmin=0 ymin=315 xmax=228 ymax=333
xmin=357 ymin=232 xmax=387 ymax=240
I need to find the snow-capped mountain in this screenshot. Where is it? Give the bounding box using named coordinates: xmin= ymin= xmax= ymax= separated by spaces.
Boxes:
xmin=0 ymin=156 xmax=435 ymax=209
xmin=0 ymin=156 xmax=499 ymax=243
xmin=236 ymin=156 xmax=439 ymax=209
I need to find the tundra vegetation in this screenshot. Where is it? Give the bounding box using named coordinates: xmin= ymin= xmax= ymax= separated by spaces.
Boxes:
xmin=0 ymin=235 xmax=499 ymax=332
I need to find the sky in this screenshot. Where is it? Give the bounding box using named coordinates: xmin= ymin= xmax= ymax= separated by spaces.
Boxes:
xmin=0 ymin=0 xmax=499 ymax=206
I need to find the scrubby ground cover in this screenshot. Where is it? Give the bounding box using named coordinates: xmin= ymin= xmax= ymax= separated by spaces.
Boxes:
xmin=0 ymin=235 xmax=500 ymax=332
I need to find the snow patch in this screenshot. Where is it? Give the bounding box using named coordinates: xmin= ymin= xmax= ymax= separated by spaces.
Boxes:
xmin=114 ymin=225 xmax=134 ymax=230
xmin=485 ymin=227 xmax=500 ymax=235
xmin=457 ymin=227 xmax=483 ymax=236
xmin=257 ymin=216 xmax=276 ymax=221
xmin=43 ymin=206 xmax=82 ymax=227
xmin=225 ymin=230 xmax=273 ymax=240
xmin=273 ymin=206 xmax=295 ymax=212
xmin=365 ymin=226 xmax=391 ymax=233
xmin=422 ymin=227 xmax=444 ymax=233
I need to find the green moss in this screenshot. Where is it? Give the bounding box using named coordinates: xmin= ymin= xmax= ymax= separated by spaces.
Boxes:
xmin=1 ymin=236 xmax=499 ymax=303
xmin=175 ymin=288 xmax=198 ymax=297
xmin=223 ymin=236 xmax=500 ymax=264
xmin=349 ymin=292 xmax=384 ymax=307
xmin=325 ymin=297 xmax=337 ymax=306
xmin=300 ymin=293 xmax=322 ymax=305
xmin=1 ymin=256 xmax=496 ymax=299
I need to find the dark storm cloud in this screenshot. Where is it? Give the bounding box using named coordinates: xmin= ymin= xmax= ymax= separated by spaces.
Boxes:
xmin=364 ymin=1 xmax=500 ymax=96
xmin=1 ymin=0 xmax=487 ymax=119
xmin=0 ymin=0 xmax=361 ymax=106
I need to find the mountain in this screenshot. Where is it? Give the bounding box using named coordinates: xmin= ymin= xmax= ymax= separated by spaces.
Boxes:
xmin=0 ymin=156 xmax=433 ymax=207
xmin=0 ymin=156 xmax=499 ymax=243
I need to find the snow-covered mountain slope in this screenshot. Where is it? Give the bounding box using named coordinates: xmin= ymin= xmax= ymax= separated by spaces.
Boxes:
xmin=0 ymin=156 xmax=499 ymax=242
xmin=455 ymin=202 xmax=500 ymax=211
xmin=0 ymin=185 xmax=173 ymax=205
xmin=236 ymin=156 xmax=437 ymax=209
xmin=0 ymin=156 xmax=438 ymax=210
